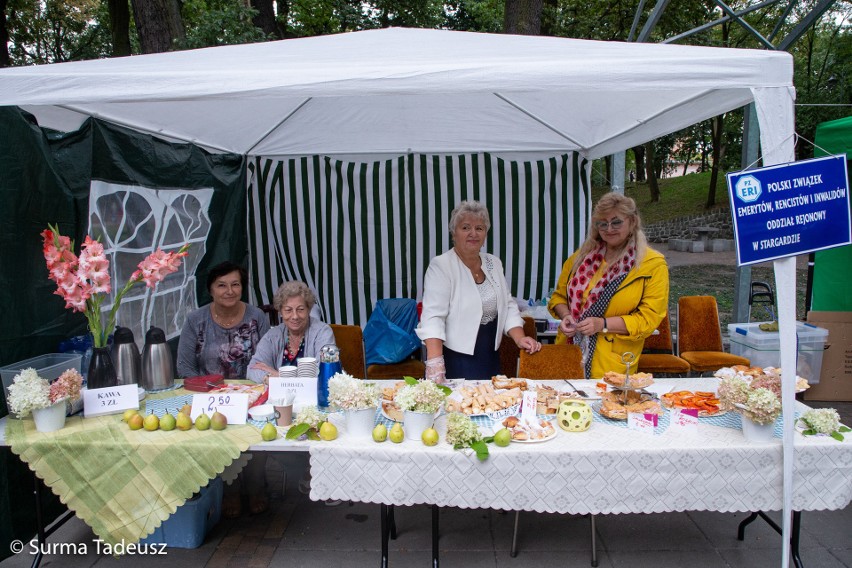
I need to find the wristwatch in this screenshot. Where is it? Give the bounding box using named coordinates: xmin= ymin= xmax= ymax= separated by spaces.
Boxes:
xmin=601 ymin=318 xmax=608 ymax=334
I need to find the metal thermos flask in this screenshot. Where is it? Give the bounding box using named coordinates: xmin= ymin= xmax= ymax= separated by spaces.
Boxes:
xmin=141 ymin=326 xmax=175 ymax=392
xmin=318 ymin=345 xmax=341 ymax=408
xmin=110 ymin=326 xmax=141 ymax=386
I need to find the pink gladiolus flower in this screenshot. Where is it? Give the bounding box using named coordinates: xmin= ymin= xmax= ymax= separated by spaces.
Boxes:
xmin=134 ymin=249 xmax=186 ymax=288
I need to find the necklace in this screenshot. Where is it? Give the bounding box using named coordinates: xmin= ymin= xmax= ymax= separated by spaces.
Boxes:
xmin=212 ymin=305 xmax=242 ymax=328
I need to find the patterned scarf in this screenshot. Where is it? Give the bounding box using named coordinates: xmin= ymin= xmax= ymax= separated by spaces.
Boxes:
xmin=566 ymin=240 xmax=637 ymax=378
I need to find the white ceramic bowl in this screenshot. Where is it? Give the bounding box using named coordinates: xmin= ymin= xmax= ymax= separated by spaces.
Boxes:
xmin=248 ymin=404 xmax=275 ymax=421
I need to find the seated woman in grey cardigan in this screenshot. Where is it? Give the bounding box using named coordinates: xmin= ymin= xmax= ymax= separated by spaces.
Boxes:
xmin=247 ymin=281 xmax=336 ymax=383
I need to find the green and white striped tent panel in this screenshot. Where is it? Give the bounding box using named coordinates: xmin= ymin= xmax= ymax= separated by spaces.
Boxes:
xmin=247 ymin=152 xmax=591 ymax=325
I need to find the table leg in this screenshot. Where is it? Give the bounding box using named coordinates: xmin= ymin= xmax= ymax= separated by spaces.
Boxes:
xmin=737 ymin=510 xmax=804 ymax=568
xmin=388 ymin=504 xmax=397 ymax=540
xmin=590 ymin=514 xmax=598 ymax=567
xmin=31 ymin=475 xmax=74 ymax=568
xmin=510 ymin=511 xmax=520 ymax=558
xmin=380 ymin=504 xmax=389 ymax=568
xmin=432 ymin=505 xmax=439 ymax=568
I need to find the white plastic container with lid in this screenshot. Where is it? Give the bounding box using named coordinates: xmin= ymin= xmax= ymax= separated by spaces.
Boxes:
xmin=726 ymin=322 xmax=829 ymax=384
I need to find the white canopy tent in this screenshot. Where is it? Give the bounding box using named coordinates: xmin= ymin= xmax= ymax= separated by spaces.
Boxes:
xmin=0 ymin=27 xmax=794 ymax=163
xmin=0 ymin=28 xmax=801 ymax=567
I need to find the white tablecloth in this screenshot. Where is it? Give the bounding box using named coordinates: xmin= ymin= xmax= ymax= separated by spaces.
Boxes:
xmin=309 ymin=379 xmax=852 ymax=514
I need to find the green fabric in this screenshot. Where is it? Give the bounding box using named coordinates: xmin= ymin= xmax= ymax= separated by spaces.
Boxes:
xmin=811 ymin=117 xmax=852 ymax=311
xmin=5 ymin=387 xmax=261 ymax=548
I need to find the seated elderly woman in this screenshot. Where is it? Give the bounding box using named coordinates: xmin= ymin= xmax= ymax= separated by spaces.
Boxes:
xmin=248 ymin=281 xmax=336 ymax=382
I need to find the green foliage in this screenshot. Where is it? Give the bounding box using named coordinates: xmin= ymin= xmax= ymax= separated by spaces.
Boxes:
xmin=179 ymin=0 xmax=270 ymax=49
xmin=444 ymin=0 xmax=504 ymax=32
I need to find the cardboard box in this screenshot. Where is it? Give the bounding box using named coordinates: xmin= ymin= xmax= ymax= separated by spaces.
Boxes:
xmin=805 ymin=311 xmax=852 ymax=402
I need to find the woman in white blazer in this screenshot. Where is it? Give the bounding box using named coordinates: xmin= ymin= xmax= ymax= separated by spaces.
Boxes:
xmin=416 ymin=201 xmax=540 ymax=381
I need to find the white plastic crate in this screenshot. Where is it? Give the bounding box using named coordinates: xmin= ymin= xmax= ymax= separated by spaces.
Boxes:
xmin=727 ymin=322 xmax=829 ymax=384
xmin=1 ymin=353 xmax=83 ymax=405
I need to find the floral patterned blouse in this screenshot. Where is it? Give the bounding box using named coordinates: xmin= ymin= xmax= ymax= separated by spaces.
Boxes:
xmin=177 ymin=304 xmax=271 ymax=379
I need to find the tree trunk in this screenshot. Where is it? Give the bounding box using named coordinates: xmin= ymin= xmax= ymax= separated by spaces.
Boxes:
xmin=632 ymin=145 xmax=646 ymax=183
xmin=504 ymin=0 xmax=543 ymax=35
xmin=277 ymin=0 xmax=290 ymax=38
xmin=108 ymin=0 xmax=132 ymax=57
xmin=131 ymin=0 xmax=185 ymax=54
xmin=0 ymin=0 xmax=9 ymax=67
xmin=645 ymin=141 xmax=660 ymax=202
xmin=251 ymin=0 xmax=282 ymax=39
xmin=706 ymin=114 xmax=725 ymax=208
xmin=603 ymin=155 xmax=612 ymax=185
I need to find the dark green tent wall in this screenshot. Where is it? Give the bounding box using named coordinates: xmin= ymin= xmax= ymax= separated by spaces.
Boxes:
xmin=0 ymin=106 xmax=247 ymax=560
xmin=811 ymin=116 xmax=852 ymax=312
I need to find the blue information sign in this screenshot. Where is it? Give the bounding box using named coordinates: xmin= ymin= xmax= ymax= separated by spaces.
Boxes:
xmin=727 ymin=154 xmax=851 ymax=266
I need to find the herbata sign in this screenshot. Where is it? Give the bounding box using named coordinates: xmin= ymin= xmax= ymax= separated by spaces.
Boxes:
xmin=728 ymin=155 xmax=851 ymax=266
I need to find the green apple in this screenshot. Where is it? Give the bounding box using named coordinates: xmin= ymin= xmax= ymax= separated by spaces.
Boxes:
xmin=421 ymin=427 xmax=439 ymax=446
xmin=372 ymin=424 xmax=388 ymax=442
xmin=389 ymin=423 xmax=404 ymax=443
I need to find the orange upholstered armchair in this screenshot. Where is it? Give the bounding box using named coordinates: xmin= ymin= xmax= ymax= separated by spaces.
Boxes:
xmin=518 ymin=344 xmax=584 ymax=379
xmin=636 ymin=312 xmax=691 ymax=376
xmin=330 ymin=324 xmax=367 ymax=378
xmin=499 ymin=316 xmax=538 ymax=377
xmin=677 ymin=296 xmax=750 ymax=373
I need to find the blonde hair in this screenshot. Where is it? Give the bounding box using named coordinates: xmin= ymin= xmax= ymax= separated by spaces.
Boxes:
xmin=570 ymin=192 xmax=648 ymax=275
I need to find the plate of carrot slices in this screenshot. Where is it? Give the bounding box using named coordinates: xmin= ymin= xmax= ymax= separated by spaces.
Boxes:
xmin=660 ymin=390 xmax=726 ymax=417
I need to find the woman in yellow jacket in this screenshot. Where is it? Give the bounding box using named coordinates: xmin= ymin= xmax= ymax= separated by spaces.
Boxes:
xmin=548 ymin=192 xmax=668 ymax=379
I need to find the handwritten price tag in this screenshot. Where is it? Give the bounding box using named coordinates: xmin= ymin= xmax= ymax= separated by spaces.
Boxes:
xmin=520 ymin=391 xmax=538 ymax=422
xmin=268 ymin=377 xmax=317 ymax=409
xmin=670 ymin=408 xmax=699 ymax=432
xmin=627 ymin=412 xmax=658 ymax=434
xmin=191 ymin=393 xmax=248 ymax=425
xmin=83 ymin=384 xmax=139 ymax=417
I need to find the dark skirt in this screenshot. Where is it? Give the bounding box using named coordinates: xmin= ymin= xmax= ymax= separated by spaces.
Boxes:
xmin=444 ymin=319 xmax=500 ymax=380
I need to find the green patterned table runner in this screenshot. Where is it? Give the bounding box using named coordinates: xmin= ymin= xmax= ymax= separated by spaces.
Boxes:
xmin=5 ymin=385 xmax=262 ymax=547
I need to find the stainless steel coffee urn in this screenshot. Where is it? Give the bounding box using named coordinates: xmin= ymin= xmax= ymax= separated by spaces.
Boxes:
xmin=110 ymin=326 xmax=141 ymax=386
xmin=141 ymin=326 xmax=175 ymax=391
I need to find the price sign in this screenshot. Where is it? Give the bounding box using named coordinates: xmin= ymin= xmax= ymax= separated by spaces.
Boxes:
xmin=191 ymin=393 xmax=248 ymax=425
xmin=670 ymin=408 xmax=699 ymax=432
xmin=83 ymin=384 xmax=139 ymax=417
xmin=520 ymin=391 xmax=537 ymax=422
xmin=627 ymin=412 xmax=658 ymax=434
xmin=268 ymin=377 xmax=317 ymax=409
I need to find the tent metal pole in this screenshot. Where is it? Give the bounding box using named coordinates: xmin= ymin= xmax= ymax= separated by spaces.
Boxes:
xmin=493 ymin=93 xmax=588 ymax=150
xmin=246 ymin=97 xmax=313 ymax=156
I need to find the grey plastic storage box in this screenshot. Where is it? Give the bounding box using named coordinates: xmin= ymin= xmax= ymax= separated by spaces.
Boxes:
xmin=1 ymin=353 xmax=83 ymax=405
xmin=727 ymin=322 xmax=829 ymax=384
xmin=139 ymin=477 xmax=223 ymax=548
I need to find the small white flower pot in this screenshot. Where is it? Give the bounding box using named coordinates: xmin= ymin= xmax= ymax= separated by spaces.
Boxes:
xmin=403 ymin=410 xmax=434 ymax=441
xmin=32 ymin=399 xmax=67 ymax=433
xmin=345 ymin=407 xmax=377 ymax=437
xmin=741 ymin=415 xmax=776 ymax=443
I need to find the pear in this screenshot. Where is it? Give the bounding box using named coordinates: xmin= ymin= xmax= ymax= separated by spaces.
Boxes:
xmin=372 ymin=424 xmax=388 ymax=442
xmin=261 ymin=422 xmax=278 ymax=441
xmin=175 ymin=411 xmax=193 ymax=431
xmin=195 ymin=412 xmax=211 ymax=431
xmin=179 ymin=403 xmax=192 ymax=416
xmin=210 ymin=410 xmax=228 ymax=431
xmin=128 ymin=413 xmax=144 ymax=431
xmin=318 ymin=421 xmax=338 ymax=441
xmin=160 ymin=411 xmax=177 ymax=431
xmin=389 ymin=423 xmax=404 ymax=443
xmin=421 ymin=427 xmax=439 ymax=446
xmin=143 ymin=412 xmax=160 ymax=431
xmin=122 ymin=409 xmax=140 ymax=422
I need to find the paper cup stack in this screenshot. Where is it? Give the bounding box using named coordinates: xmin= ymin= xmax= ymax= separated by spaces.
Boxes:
xmin=297 ymin=357 xmax=318 ymax=377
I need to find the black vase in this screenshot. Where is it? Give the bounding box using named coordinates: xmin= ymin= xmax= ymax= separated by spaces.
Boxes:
xmin=88 ymin=347 xmax=118 ymax=390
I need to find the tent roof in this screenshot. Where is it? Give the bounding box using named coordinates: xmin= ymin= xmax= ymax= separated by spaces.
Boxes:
xmin=0 ymin=27 xmax=794 ymax=158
